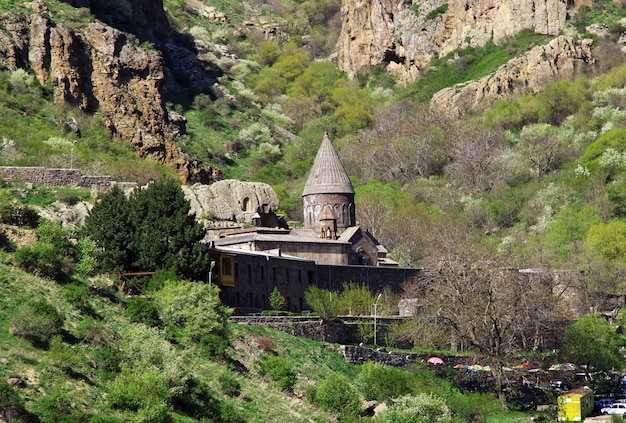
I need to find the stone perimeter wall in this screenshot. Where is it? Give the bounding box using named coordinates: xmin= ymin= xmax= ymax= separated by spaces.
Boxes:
xmin=0 ymin=166 xmax=136 ymax=190
xmin=230 ymin=316 xmax=457 ymax=368
xmin=230 ymin=315 xmax=400 ymax=345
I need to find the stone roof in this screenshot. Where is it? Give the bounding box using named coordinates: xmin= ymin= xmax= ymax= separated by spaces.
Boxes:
xmin=302 ymin=133 xmax=354 ymax=196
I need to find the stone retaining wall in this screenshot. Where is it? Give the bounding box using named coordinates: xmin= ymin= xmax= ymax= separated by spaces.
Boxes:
xmin=0 ymin=166 xmax=136 ymax=190
xmin=230 ymin=315 xmax=400 ymax=345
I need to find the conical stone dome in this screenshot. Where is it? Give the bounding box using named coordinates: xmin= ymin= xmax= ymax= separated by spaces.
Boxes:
xmin=302 ymin=133 xmax=354 ymax=196
xmin=302 ymin=133 xmax=355 ymax=235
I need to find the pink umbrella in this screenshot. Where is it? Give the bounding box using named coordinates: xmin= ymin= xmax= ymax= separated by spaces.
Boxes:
xmin=427 ymin=357 xmax=445 ymax=365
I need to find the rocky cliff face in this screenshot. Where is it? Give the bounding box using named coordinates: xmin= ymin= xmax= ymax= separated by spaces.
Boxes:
xmin=0 ymin=1 xmax=217 ymax=183
xmin=430 ymin=36 xmax=596 ymax=117
xmin=338 ymin=0 xmax=569 ymax=85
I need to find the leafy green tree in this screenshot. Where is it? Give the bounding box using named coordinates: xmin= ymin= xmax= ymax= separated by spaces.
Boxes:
xmin=152 ymin=279 xmax=232 ymax=345
xmin=586 ymin=220 xmax=626 ymax=264
xmin=15 ymin=220 xmax=76 ymax=281
xmin=129 ymin=178 xmax=209 ymax=280
xmin=269 ymin=287 xmax=286 ymax=311
xmin=83 ymin=185 xmax=134 ymax=273
xmin=337 ymin=282 xmax=375 ymax=316
xmin=304 ymin=285 xmax=339 ymax=319
xmin=585 ymin=220 xmax=626 ymax=294
xmin=560 ymin=314 xmax=622 ymax=371
xmin=272 ymin=42 xmax=311 ymax=82
xmin=579 ymin=127 xmax=626 ymax=167
xmin=537 ymin=79 xmax=587 ymax=126
xmin=543 ymin=205 xmax=602 ymax=266
xmin=75 ymin=236 xmax=100 ymax=276
xmin=256 ymin=40 xmax=281 ymax=66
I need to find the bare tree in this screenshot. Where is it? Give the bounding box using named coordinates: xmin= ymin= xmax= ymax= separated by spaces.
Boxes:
xmin=445 ymin=127 xmax=508 ymax=191
xmin=396 ymin=234 xmax=564 ymax=400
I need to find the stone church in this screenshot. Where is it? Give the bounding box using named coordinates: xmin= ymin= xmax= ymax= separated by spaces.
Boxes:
xmin=206 ymin=134 xmax=417 ymax=313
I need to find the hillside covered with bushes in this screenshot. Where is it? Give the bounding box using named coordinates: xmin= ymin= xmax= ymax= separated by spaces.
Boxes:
xmin=2 ymin=0 xmax=626 ymax=421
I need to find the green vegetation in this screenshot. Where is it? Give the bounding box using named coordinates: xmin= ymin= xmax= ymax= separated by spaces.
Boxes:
xmin=426 ymin=4 xmax=448 ymax=21
xmin=2 ymin=0 xmax=626 ymax=420
xmin=400 ymin=30 xmax=552 ymax=102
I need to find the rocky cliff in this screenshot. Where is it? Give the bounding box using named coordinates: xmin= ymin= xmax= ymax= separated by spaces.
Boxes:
xmin=430 ymin=36 xmax=596 ymax=117
xmin=338 ymin=0 xmax=569 ymax=85
xmin=0 ymin=0 xmax=218 ymax=183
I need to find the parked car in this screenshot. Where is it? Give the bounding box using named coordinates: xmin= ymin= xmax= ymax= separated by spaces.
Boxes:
xmin=601 ymin=403 xmax=626 ymax=415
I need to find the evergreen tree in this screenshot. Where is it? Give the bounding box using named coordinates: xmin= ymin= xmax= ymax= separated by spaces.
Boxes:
xmin=83 ymin=185 xmax=134 ymax=273
xmin=83 ymin=179 xmax=209 ymax=280
xmin=128 ymin=178 xmax=209 ymax=280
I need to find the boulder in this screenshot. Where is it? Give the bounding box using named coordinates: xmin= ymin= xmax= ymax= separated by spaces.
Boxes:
xmin=183 ymin=180 xmax=280 ymax=224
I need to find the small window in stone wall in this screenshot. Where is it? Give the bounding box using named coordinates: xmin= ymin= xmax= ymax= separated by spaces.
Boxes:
xmin=242 ymin=197 xmax=250 ymax=211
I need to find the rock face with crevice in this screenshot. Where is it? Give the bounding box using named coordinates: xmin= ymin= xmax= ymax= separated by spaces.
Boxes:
xmin=338 ymin=0 xmax=569 ymax=85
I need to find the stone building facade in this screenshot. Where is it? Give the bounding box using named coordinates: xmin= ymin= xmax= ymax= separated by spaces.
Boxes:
xmin=207 ymin=134 xmax=417 ymax=314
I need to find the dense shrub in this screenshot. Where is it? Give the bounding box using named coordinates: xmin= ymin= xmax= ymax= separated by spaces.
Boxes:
xmin=93 ymin=344 xmax=122 ymax=381
xmin=171 ymin=376 xmax=221 ymax=419
xmin=108 ymin=365 xmax=171 ymax=422
xmin=62 ymin=282 xmax=91 ymax=313
xmin=33 ymin=386 xmax=85 ymax=423
xmin=304 ymin=285 xmax=339 ymax=319
xmin=218 ymin=371 xmax=242 ymax=397
xmin=152 ymin=280 xmax=232 ymax=347
xmin=380 ymin=394 xmax=449 ymax=423
xmin=0 ymin=381 xmax=32 ymax=422
xmin=14 ymin=241 xmax=73 ymax=281
xmin=10 ymin=298 xmax=64 ymax=347
xmin=315 ymin=372 xmax=362 ymax=419
xmin=15 ymin=220 xmax=75 ymax=281
xmin=258 ymin=354 xmax=297 ymax=392
xmin=355 ymin=361 xmax=415 ymax=401
xmin=125 ymin=296 xmax=162 ymax=327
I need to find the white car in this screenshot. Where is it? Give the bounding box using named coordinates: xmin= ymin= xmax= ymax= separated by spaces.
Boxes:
xmin=602 ymin=403 xmax=626 ymax=415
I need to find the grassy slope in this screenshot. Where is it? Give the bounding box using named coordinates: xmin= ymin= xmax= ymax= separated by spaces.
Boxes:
xmin=0 ymin=259 xmax=347 ymax=421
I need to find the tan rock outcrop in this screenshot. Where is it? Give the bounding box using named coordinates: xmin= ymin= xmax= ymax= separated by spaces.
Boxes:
xmin=338 ymin=0 xmax=569 ymax=85
xmin=0 ymin=5 xmax=215 ymax=184
xmin=430 ymin=36 xmax=595 ymax=117
xmin=183 ymin=180 xmax=280 ymax=223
